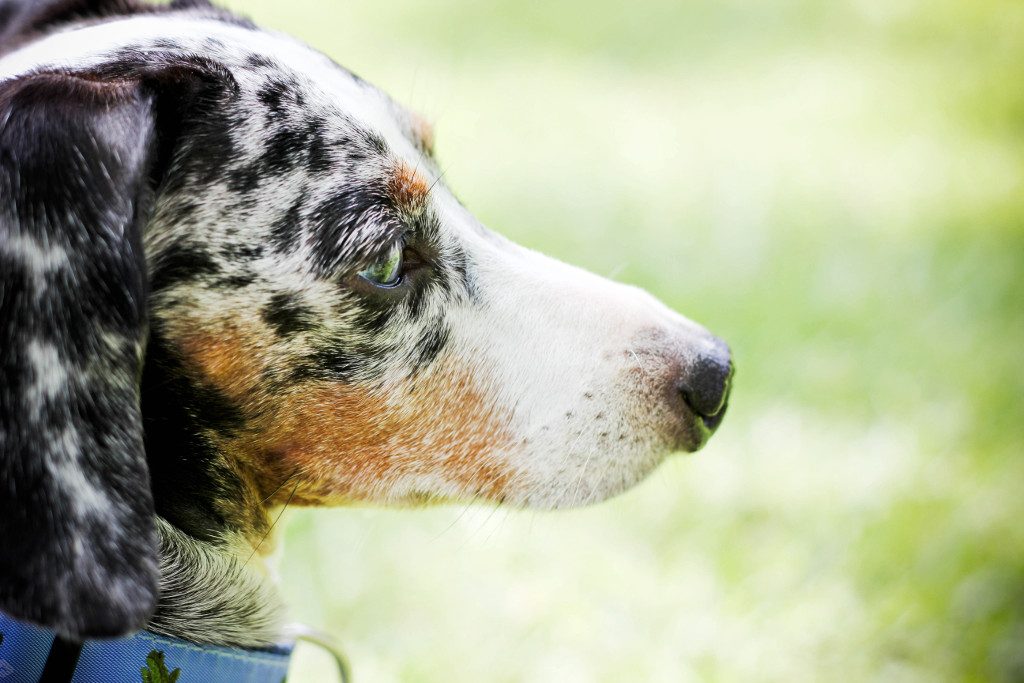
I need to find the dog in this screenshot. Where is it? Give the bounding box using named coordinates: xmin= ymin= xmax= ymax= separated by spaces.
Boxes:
xmin=0 ymin=0 xmax=732 ymax=649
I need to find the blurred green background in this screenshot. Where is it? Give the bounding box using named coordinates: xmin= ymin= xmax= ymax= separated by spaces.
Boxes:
xmin=221 ymin=0 xmax=1024 ymax=680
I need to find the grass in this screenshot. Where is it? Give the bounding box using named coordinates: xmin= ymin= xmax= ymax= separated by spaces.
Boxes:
xmin=220 ymin=0 xmax=1024 ymax=680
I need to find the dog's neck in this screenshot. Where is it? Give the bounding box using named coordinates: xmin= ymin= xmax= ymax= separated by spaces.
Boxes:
xmin=142 ymin=327 xmax=287 ymax=646
xmin=142 ymin=327 xmax=266 ymax=540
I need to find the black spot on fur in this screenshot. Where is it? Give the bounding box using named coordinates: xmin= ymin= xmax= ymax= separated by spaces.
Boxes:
xmin=174 ymin=200 xmax=199 ymax=222
xmin=257 ymin=116 xmax=335 ymax=178
xmin=150 ymin=37 xmax=180 ymax=51
xmin=305 ymin=119 xmax=332 ymax=175
xmin=261 ymin=122 xmax=311 ymax=174
xmin=352 ymin=300 xmax=392 ymax=334
xmin=219 ymin=242 xmax=263 ymax=261
xmin=150 ymin=242 xmax=220 ymax=293
xmin=335 ymin=132 xmax=369 ymax=163
xmin=404 ymin=278 xmax=431 ymax=319
xmin=257 ymin=78 xmax=294 ymax=121
xmin=359 ymin=128 xmax=388 ymax=155
xmin=414 ymin=323 xmax=449 ymax=370
xmin=226 ymin=162 xmax=261 ymax=193
xmin=245 ymin=53 xmax=275 ymax=69
xmin=180 ymin=109 xmax=239 ymax=189
xmin=270 ymin=195 xmax=304 ymax=253
xmin=216 ymin=273 xmax=256 ymax=288
xmin=295 ymin=343 xmax=361 ymax=381
xmin=261 ymin=291 xmax=316 ymax=337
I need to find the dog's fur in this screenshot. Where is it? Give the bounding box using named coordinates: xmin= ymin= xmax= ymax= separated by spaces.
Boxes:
xmin=0 ymin=0 xmax=732 ymax=648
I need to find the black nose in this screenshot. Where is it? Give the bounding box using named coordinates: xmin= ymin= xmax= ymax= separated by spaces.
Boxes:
xmin=679 ymin=341 xmax=733 ymax=430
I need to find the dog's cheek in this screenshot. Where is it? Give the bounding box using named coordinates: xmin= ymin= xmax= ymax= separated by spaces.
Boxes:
xmin=263 ymin=360 xmax=518 ymax=502
xmin=166 ymin=314 xmax=521 ymax=503
xmin=177 ymin=324 xmax=269 ymax=402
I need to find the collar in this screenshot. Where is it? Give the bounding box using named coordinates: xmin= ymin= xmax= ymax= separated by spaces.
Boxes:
xmin=0 ymin=610 xmax=292 ymax=682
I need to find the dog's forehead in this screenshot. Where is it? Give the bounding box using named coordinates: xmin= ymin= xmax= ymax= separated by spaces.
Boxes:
xmin=231 ymin=41 xmax=424 ymax=159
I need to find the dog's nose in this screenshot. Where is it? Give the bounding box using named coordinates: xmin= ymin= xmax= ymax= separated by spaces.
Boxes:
xmin=678 ymin=339 xmax=733 ymax=431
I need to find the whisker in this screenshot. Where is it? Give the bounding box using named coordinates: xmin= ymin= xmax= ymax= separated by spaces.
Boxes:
xmin=461 ymin=501 xmax=501 ymax=549
xmin=482 ymin=506 xmax=513 ymax=545
xmin=258 ymin=469 xmax=301 ymax=506
xmin=246 ymin=479 xmax=300 ymax=565
xmin=432 ymin=502 xmax=473 ymax=541
xmin=426 ymin=164 xmax=450 ymax=196
xmin=628 ymin=346 xmax=650 ymax=377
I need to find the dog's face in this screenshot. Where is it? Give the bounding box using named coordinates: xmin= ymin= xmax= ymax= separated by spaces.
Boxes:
xmin=0 ymin=3 xmax=731 ymax=640
xmin=125 ymin=22 xmax=733 ymax=510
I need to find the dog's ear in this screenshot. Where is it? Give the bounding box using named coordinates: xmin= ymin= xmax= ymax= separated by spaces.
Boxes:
xmin=0 ymin=68 xmax=200 ymax=638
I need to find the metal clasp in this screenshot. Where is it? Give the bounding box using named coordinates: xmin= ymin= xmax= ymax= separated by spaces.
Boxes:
xmin=283 ymin=623 xmax=352 ymax=683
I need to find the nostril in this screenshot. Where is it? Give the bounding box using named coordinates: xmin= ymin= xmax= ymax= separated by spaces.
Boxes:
xmin=679 ymin=354 xmax=733 ymax=421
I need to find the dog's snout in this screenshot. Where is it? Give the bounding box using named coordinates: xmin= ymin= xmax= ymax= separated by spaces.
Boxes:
xmin=678 ymin=340 xmax=733 ymax=430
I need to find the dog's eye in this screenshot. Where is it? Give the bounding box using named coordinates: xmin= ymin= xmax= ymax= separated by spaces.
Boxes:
xmin=359 ymin=242 xmax=404 ymax=287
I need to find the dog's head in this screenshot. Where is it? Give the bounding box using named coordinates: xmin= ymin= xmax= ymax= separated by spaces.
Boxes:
xmin=0 ymin=0 xmax=732 ymax=640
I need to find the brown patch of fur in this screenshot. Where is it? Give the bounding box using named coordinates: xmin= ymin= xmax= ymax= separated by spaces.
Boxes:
xmin=410 ymin=113 xmax=435 ymax=157
xmin=176 ymin=322 xmax=269 ymax=402
xmin=388 ymin=161 xmax=430 ymax=214
xmin=243 ymin=357 xmax=516 ymax=505
xmin=175 ymin=317 xmax=516 ymax=532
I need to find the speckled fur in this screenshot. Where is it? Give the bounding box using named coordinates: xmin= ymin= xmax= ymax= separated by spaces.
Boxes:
xmin=0 ymin=0 xmax=732 ymax=648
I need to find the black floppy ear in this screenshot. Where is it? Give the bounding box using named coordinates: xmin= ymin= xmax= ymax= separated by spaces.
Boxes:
xmin=0 ymin=72 xmax=161 ymax=638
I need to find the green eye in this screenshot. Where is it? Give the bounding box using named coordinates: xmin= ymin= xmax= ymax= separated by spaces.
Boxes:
xmin=359 ymin=242 xmax=404 ymax=287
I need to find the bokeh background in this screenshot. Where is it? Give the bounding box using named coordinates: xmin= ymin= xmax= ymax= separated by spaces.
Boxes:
xmin=221 ymin=0 xmax=1024 ymax=680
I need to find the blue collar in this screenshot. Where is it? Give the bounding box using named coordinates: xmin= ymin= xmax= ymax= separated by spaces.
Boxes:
xmin=0 ymin=610 xmax=292 ymax=682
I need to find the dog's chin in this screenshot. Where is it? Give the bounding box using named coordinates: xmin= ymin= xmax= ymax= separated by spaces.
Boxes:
xmin=506 ymin=410 xmax=731 ymax=510
xmin=475 ymin=447 xmax=664 ymax=511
